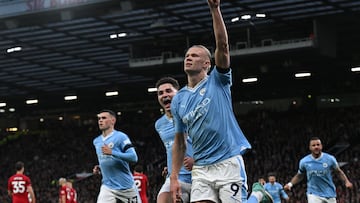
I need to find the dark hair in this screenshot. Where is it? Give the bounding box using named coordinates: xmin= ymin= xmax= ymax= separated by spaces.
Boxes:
xmin=267 ymin=172 xmax=276 ymax=177
xmin=155 ymin=77 xmax=180 ymax=90
xmin=99 ymin=109 xmax=116 ymax=117
xmin=310 ymin=136 xmax=320 ymax=141
xmin=134 ymin=164 xmax=144 ymax=172
xmin=15 ymin=161 xmax=24 ymax=171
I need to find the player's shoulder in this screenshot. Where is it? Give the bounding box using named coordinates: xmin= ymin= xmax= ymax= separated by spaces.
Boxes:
xmin=275 ymin=182 xmax=283 ymax=187
xmin=113 ymin=129 xmax=129 ymax=137
xmin=300 ymin=154 xmax=312 ymax=162
xmin=175 ymin=85 xmax=192 ymax=96
xmin=93 ymin=135 xmax=102 ymax=143
xmin=172 ymin=88 xmax=189 ymax=106
xmin=155 ymin=114 xmax=167 ymax=125
xmin=322 ymin=152 xmax=337 ymax=161
xmin=155 ymin=114 xmax=168 ymax=127
xmin=8 ymin=174 xmax=16 ymax=181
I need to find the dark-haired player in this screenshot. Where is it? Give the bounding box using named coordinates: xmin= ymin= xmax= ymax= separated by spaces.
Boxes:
xmin=8 ymin=161 xmax=36 ymax=203
xmin=92 ymin=109 xmax=141 ymax=203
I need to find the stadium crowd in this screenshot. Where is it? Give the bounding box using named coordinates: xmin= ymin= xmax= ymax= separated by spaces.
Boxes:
xmin=0 ymin=105 xmax=359 ymax=202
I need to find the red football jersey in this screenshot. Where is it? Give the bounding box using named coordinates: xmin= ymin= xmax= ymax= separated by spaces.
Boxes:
xmin=59 ymin=185 xmax=67 ymax=203
xmin=8 ymin=174 xmax=32 ymax=203
xmin=67 ymin=187 xmax=77 ymax=203
xmin=133 ymin=172 xmax=149 ymax=203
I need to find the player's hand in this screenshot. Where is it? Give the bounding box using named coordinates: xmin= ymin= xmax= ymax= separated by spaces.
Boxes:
xmin=283 ymin=183 xmax=291 ymax=191
xmin=170 ymin=175 xmax=181 ymax=203
xmin=345 ymin=181 xmax=353 ymax=189
xmin=183 ymin=157 xmax=194 ymax=171
xmin=208 ymin=0 xmax=220 ymax=8
xmin=101 ymin=144 xmax=112 ymax=155
xmin=93 ymin=165 xmax=101 ymax=175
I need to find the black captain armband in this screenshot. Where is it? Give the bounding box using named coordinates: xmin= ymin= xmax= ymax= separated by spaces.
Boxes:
xmin=123 ymin=144 xmax=134 ymax=152
xmin=216 ymin=66 xmax=231 ymax=73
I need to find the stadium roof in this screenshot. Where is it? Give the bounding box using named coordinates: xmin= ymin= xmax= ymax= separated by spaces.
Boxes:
xmin=1 ymin=0 xmax=360 ymax=113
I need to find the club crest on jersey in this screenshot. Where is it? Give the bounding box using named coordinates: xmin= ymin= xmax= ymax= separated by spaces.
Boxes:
xmin=108 ymin=142 xmax=114 ymax=148
xmin=323 ymin=162 xmax=328 ymax=168
xmin=199 ymin=88 xmax=206 ymax=96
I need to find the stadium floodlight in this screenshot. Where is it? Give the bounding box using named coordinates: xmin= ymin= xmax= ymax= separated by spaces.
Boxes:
xmin=109 ymin=33 xmax=127 ymax=39
xmin=26 ymin=99 xmax=38 ymax=104
xmin=242 ymin=77 xmax=258 ymax=83
xmin=64 ymin=95 xmax=77 ymax=101
xmin=6 ymin=46 xmax=22 ymax=53
xmin=295 ymin=72 xmax=311 ymax=78
xmin=6 ymin=127 xmax=18 ymax=132
xmin=231 ymin=17 xmax=239 ymax=22
xmin=109 ymin=34 xmax=117 ymax=39
xmin=241 ymin=14 xmax=251 ymax=20
xmin=148 ymin=87 xmax=157 ymax=93
xmin=256 ymin=13 xmax=266 ymax=18
xmin=351 ymin=66 xmax=360 ymax=72
xmin=105 ymin=91 xmax=119 ymax=96
xmin=118 ymin=33 xmax=127 ymax=37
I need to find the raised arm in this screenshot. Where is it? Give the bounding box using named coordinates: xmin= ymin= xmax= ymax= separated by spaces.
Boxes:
xmin=208 ymin=0 xmax=230 ymax=69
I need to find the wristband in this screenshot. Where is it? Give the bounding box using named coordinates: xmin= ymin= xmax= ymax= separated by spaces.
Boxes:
xmin=287 ymin=182 xmax=293 ymax=188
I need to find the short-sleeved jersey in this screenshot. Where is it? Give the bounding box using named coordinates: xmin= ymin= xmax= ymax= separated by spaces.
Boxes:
xmin=8 ymin=174 xmax=32 ymax=203
xmin=133 ymin=172 xmax=149 ymax=203
xmin=93 ymin=130 xmax=136 ymax=190
xmin=171 ymin=67 xmax=251 ymax=165
xmin=59 ymin=185 xmax=67 ymax=202
xmin=68 ymin=188 xmax=77 ymax=203
xmin=60 ymin=185 xmax=77 ymax=203
xmin=155 ymin=115 xmax=193 ymax=183
xmin=264 ymin=182 xmax=288 ymax=203
xmin=298 ymin=152 xmax=338 ymax=198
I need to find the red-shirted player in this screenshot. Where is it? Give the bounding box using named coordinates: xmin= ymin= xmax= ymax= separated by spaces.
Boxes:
xmin=133 ymin=165 xmax=149 ymax=203
xmin=58 ymin=177 xmax=67 ymax=203
xmin=7 ymin=161 xmax=36 ymax=203
xmin=59 ymin=178 xmax=78 ymax=203
xmin=66 ymin=180 xmax=77 ymax=203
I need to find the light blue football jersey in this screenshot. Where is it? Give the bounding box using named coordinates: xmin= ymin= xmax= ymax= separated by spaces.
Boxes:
xmin=171 ymin=67 xmax=251 ymax=165
xmin=298 ymin=152 xmax=338 ymax=198
xmin=93 ymin=130 xmax=137 ymax=190
xmin=264 ymin=182 xmax=288 ymax=203
xmin=155 ymin=115 xmax=193 ymax=183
